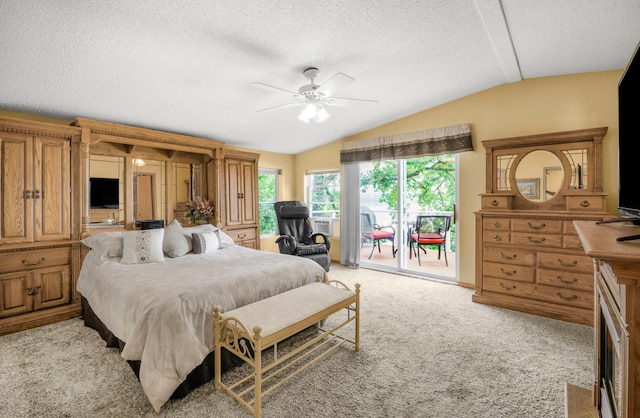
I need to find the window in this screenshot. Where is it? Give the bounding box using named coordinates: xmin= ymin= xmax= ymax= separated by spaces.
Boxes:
xmin=306 ymin=170 xmax=340 ymax=219
xmin=258 ymin=168 xmax=279 ymax=236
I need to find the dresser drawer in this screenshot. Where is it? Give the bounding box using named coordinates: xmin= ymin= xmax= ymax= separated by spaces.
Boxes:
xmin=537 ymin=268 xmax=594 ymax=292
xmin=537 ymin=251 xmax=593 ymax=273
xmin=511 ymin=219 xmax=563 ymax=234
xmin=481 ymin=196 xmax=511 ymax=210
xmin=483 ymin=277 xmax=593 ymax=309
xmin=511 ymin=232 xmax=563 ymax=247
xmin=563 ymin=234 xmax=585 ymax=250
xmin=227 ymin=228 xmax=257 ymax=243
xmin=484 ymin=246 xmax=535 ymax=266
xmin=565 ymin=195 xmax=605 ymax=211
xmin=483 ymin=231 xmax=510 ymax=244
xmin=483 ymin=261 xmax=535 ymax=282
xmin=0 ymin=247 xmax=70 ymax=274
xmin=482 ymin=218 xmax=510 ymax=231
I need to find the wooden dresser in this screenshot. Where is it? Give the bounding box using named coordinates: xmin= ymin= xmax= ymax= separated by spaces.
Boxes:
xmin=473 ymin=127 xmax=611 ymax=325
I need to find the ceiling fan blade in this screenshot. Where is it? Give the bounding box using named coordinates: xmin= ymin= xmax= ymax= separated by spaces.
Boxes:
xmin=329 ymin=96 xmax=379 ymax=107
xmin=251 ymin=82 xmax=299 ymax=97
xmin=255 ymin=101 xmax=303 ymax=112
xmin=316 ymin=72 xmax=355 ymax=97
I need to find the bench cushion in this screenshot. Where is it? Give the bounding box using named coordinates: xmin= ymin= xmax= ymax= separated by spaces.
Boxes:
xmin=222 ymin=283 xmax=353 ymax=338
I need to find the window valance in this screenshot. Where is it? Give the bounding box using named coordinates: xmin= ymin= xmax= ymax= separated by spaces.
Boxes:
xmin=340 ymin=123 xmax=473 ymax=163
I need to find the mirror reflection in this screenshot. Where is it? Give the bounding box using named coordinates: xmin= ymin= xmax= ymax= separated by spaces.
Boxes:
xmin=89 ymin=155 xmax=124 ymax=228
xmin=133 ymin=159 xmax=165 ymax=224
xmin=515 ymin=150 xmax=563 ymax=202
xmin=172 ymin=162 xmax=202 ymax=224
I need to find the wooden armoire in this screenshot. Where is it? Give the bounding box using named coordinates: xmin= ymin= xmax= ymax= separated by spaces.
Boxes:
xmin=0 ymin=114 xmax=261 ymax=335
xmin=0 ymin=117 xmax=83 ymax=335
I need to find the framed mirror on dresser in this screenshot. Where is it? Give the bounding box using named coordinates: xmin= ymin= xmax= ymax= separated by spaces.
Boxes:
xmin=473 ymin=127 xmax=612 ymax=325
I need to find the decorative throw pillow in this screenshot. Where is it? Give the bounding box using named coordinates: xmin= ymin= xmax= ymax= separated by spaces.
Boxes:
xmin=184 ymin=224 xmax=234 ymax=247
xmin=121 ymin=229 xmax=165 ymax=264
xmin=162 ymin=219 xmax=192 ymax=257
xmin=80 ymin=232 xmax=124 ymax=258
xmin=192 ymin=231 xmax=220 ymax=254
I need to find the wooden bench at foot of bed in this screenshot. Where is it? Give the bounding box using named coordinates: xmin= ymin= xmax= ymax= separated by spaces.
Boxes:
xmin=213 ymin=280 xmax=360 ymax=418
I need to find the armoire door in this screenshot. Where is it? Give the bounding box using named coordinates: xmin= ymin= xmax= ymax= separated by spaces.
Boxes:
xmin=0 ymin=132 xmax=33 ymax=244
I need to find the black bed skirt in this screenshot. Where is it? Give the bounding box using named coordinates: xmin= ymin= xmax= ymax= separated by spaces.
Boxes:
xmin=81 ymin=297 xmax=243 ymax=400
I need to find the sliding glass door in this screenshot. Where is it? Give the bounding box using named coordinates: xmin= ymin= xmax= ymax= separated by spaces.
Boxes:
xmin=359 ymin=155 xmax=457 ymax=281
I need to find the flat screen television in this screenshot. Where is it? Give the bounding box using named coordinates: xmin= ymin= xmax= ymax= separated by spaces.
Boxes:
xmin=90 ymin=177 xmax=119 ymax=209
xmin=618 ymin=41 xmax=640 ymax=223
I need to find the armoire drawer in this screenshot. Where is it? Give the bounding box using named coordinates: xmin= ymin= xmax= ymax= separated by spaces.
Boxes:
xmin=483 ymin=246 xmax=535 ymax=266
xmin=226 ymin=228 xmax=257 ymax=243
xmin=0 ymin=247 xmax=70 ymax=274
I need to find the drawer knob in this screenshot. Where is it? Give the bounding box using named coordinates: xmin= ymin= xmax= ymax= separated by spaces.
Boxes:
xmin=26 ymin=285 xmax=41 ymax=296
xmin=527 ymin=222 xmax=546 ymax=230
xmin=493 ymin=221 xmax=501 ymax=228
xmin=557 ymin=258 xmax=578 ymax=268
xmin=580 ymin=200 xmax=590 ymax=207
xmin=491 ymin=200 xmax=499 ymax=206
xmin=500 ymin=267 xmax=517 ymax=276
xmin=527 ymin=236 xmax=546 ymax=244
xmin=22 ymin=257 xmax=45 ymax=266
xmin=499 ymin=283 xmax=516 ymax=291
xmin=500 ymin=252 xmax=517 ymax=260
xmin=556 ymin=276 xmax=578 ymax=285
xmin=238 ymin=234 xmax=246 ymax=239
xmin=493 ymin=234 xmax=502 ymax=241
xmin=556 ymin=292 xmax=578 ymax=301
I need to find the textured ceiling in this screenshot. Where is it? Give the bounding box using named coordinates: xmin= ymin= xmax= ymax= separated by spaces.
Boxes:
xmin=1 ymin=1 xmax=639 ymax=154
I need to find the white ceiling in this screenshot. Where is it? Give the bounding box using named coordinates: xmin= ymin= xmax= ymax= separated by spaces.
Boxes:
xmin=1 ymin=1 xmax=639 ymax=154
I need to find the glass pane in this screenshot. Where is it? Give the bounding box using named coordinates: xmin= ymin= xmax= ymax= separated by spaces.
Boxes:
xmin=563 ymin=149 xmax=588 ymax=189
xmin=496 ymin=154 xmax=516 ymax=191
xmin=307 ymin=172 xmax=340 ymax=218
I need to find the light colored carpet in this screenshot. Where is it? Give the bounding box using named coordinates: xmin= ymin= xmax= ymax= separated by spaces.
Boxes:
xmin=0 ymin=265 xmax=593 ymax=417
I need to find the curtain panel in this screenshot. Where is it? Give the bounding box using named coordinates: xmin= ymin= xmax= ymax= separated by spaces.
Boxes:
xmin=340 ymin=123 xmax=473 ymax=163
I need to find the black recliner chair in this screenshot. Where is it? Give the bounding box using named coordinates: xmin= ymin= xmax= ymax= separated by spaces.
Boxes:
xmin=274 ymin=201 xmax=331 ymax=272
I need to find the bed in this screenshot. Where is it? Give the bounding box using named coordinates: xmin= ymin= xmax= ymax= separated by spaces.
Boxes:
xmin=77 ymin=221 xmax=327 ymax=412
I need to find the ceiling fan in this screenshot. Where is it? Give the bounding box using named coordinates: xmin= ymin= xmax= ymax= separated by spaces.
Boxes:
xmin=252 ymin=67 xmax=377 ymax=123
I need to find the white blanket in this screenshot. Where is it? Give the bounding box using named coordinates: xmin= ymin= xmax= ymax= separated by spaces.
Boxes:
xmin=77 ymin=245 xmax=327 ymax=412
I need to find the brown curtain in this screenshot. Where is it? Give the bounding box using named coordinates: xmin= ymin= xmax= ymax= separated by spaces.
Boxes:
xmin=340 ymin=123 xmax=473 ymax=163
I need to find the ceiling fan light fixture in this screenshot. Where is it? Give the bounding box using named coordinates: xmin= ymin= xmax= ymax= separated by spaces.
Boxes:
xmin=298 ymin=102 xmax=330 ymax=123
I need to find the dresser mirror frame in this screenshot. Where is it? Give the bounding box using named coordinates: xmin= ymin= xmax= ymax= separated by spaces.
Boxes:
xmin=482 ymin=127 xmax=607 ymax=211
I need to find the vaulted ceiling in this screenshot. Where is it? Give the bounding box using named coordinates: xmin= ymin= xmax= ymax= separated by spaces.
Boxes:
xmin=1 ymin=1 xmax=639 ymax=154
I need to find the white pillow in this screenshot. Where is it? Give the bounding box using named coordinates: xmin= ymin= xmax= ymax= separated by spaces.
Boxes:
xmin=192 ymin=231 xmax=220 ymax=254
xmin=162 ymin=219 xmax=192 ymax=257
xmin=121 ymin=229 xmax=165 ymax=264
xmin=183 ymin=224 xmax=235 ymax=246
xmin=81 ymin=232 xmax=124 ymax=258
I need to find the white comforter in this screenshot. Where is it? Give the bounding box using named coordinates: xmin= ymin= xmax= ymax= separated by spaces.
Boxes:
xmin=77 ymin=245 xmax=327 ymax=412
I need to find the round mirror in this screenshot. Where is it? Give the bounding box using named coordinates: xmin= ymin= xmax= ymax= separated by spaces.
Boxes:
xmin=515 ymin=150 xmax=563 ymax=202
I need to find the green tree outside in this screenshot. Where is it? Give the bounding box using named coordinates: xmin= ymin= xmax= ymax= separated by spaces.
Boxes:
xmin=360 ymin=155 xmax=456 ymax=251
